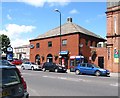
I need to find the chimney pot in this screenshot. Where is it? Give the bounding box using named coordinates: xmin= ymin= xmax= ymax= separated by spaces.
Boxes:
xmin=67 ymin=17 xmax=72 ymax=23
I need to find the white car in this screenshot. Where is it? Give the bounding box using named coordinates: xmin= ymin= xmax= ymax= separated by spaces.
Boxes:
xmin=21 ymin=61 xmax=41 ymax=70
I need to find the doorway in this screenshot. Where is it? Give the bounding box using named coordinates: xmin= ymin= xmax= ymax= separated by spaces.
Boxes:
xmin=98 ymin=57 xmax=104 ymax=68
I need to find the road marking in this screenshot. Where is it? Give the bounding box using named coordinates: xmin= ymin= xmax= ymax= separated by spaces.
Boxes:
xmin=110 ymin=83 xmax=119 ymax=87
xmin=43 ymin=75 xmax=91 ymax=82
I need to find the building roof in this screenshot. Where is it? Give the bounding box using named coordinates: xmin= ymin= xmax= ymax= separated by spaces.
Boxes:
xmin=30 ymin=18 xmax=106 ymax=41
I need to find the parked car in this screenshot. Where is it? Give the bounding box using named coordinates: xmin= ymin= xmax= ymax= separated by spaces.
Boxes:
xmin=42 ymin=62 xmax=67 ymax=73
xmin=21 ymin=61 xmax=41 ymax=70
xmin=74 ymin=63 xmax=110 ymax=76
xmin=0 ymin=60 xmax=15 ymax=66
xmin=11 ymin=58 xmax=23 ymax=65
xmin=0 ymin=64 xmax=29 ymax=98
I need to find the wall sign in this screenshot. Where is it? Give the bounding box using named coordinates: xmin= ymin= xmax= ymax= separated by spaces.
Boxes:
xmin=7 ymin=47 xmax=13 ymax=52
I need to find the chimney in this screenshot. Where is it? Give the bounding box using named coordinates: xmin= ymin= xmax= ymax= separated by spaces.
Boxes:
xmin=67 ymin=17 xmax=72 ymax=23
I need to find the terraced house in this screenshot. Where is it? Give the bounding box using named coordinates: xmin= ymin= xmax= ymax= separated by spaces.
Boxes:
xmin=29 ymin=17 xmax=105 ymax=70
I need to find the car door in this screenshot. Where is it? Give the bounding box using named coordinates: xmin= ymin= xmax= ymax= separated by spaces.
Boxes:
xmin=80 ymin=63 xmax=87 ymax=73
xmin=27 ymin=62 xmax=31 ymax=69
xmin=23 ymin=62 xmax=28 ymax=69
xmin=85 ymin=63 xmax=94 ymax=74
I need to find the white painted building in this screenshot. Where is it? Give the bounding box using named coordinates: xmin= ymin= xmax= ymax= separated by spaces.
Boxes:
xmin=14 ymin=45 xmax=30 ymax=60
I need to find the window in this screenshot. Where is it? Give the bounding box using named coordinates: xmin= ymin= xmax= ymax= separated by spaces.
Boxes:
xmin=86 ymin=40 xmax=88 ymax=46
xmin=36 ymin=43 xmax=40 ymax=48
xmin=81 ymin=63 xmax=86 ymax=67
xmin=114 ymin=16 xmax=117 ymax=33
xmin=90 ymin=41 xmax=93 ymax=46
xmin=87 ymin=64 xmax=93 ymax=68
xmin=62 ymin=39 xmax=67 ymax=46
xmin=48 ymin=41 xmax=52 ymax=47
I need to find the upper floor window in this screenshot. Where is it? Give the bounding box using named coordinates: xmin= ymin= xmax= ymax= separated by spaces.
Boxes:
xmin=86 ymin=39 xmax=88 ymax=46
xmin=48 ymin=41 xmax=52 ymax=47
xmin=114 ymin=16 xmax=117 ymax=33
xmin=36 ymin=43 xmax=40 ymax=48
xmin=62 ymin=39 xmax=67 ymax=46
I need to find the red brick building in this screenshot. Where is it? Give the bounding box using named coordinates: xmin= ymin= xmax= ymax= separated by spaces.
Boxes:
xmin=91 ymin=1 xmax=120 ymax=72
xmin=30 ymin=18 xmax=105 ymax=69
xmin=106 ymin=1 xmax=120 ymax=72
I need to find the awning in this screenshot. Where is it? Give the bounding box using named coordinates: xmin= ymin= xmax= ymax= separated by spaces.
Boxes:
xmin=76 ymin=56 xmax=84 ymax=60
xmin=59 ymin=51 xmax=69 ymax=55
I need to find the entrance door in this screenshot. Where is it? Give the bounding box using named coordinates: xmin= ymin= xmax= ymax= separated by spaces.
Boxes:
xmin=98 ymin=57 xmax=104 ymax=68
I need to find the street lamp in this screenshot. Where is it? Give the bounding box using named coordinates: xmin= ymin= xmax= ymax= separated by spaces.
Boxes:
xmin=55 ymin=9 xmax=62 ymax=64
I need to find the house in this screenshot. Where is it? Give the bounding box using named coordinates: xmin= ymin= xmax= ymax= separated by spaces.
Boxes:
xmin=29 ymin=17 xmax=106 ymax=69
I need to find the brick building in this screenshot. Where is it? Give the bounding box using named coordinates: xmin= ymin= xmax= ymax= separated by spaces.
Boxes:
xmin=91 ymin=1 xmax=120 ymax=72
xmin=106 ymin=1 xmax=120 ymax=72
xmin=30 ymin=18 xmax=105 ymax=69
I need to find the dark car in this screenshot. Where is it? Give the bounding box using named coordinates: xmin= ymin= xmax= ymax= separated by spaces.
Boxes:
xmin=0 ymin=60 xmax=15 ymax=66
xmin=74 ymin=63 xmax=110 ymax=76
xmin=42 ymin=62 xmax=67 ymax=73
xmin=0 ymin=64 xmax=29 ymax=98
xmin=11 ymin=58 xmax=23 ymax=65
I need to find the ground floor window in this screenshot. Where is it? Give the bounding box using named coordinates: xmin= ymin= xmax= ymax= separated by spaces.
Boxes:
xmin=35 ymin=54 xmax=40 ymax=65
xmin=47 ymin=54 xmax=53 ymax=62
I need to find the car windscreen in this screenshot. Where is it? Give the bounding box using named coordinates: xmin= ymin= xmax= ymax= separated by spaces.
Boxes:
xmin=31 ymin=62 xmax=37 ymax=65
xmin=1 ymin=68 xmax=21 ymax=87
xmin=92 ymin=64 xmax=100 ymax=68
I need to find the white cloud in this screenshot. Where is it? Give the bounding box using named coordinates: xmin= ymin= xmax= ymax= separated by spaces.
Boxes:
xmin=17 ymin=0 xmax=70 ymax=7
xmin=7 ymin=14 xmax=12 ymax=20
xmin=69 ymin=9 xmax=79 ymax=14
xmin=11 ymin=38 xmax=30 ymax=48
xmin=0 ymin=24 xmax=36 ymax=37
xmin=18 ymin=0 xmax=45 ymax=7
xmin=0 ymin=24 xmax=36 ymax=48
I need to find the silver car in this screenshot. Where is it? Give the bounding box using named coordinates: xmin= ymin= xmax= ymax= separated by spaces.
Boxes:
xmin=21 ymin=61 xmax=41 ymax=70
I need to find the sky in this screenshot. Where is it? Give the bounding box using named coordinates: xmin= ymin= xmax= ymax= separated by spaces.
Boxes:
xmin=0 ymin=0 xmax=107 ymax=48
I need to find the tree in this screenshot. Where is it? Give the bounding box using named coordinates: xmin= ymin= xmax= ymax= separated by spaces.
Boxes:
xmin=0 ymin=34 xmax=11 ymax=53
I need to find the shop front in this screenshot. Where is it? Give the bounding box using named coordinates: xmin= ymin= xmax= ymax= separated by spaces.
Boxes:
xmin=70 ymin=56 xmax=84 ymax=72
xmin=59 ymin=51 xmax=69 ymax=69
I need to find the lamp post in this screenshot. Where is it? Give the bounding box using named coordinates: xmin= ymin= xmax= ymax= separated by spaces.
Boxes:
xmin=55 ymin=9 xmax=62 ymax=64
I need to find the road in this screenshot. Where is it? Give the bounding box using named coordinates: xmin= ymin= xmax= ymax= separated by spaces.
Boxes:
xmin=19 ymin=69 xmax=119 ymax=96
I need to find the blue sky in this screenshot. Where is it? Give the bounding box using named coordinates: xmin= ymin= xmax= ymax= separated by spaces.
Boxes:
xmin=0 ymin=1 xmax=107 ymax=48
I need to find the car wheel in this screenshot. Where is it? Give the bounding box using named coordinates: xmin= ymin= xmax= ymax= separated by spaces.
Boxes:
xmin=31 ymin=67 xmax=34 ymax=70
xmin=21 ymin=66 xmax=25 ymax=70
xmin=55 ymin=69 xmax=58 ymax=73
xmin=42 ymin=68 xmax=46 ymax=72
xmin=95 ymin=71 xmax=101 ymax=76
xmin=75 ymin=69 xmax=80 ymax=75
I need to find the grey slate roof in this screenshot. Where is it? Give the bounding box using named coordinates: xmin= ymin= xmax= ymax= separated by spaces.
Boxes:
xmin=33 ymin=20 xmax=105 ymax=41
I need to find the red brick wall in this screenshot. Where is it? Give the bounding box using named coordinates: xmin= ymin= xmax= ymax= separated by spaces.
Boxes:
xmin=30 ymin=33 xmax=102 ymax=69
xmin=91 ymin=47 xmax=107 ymax=69
xmin=30 ymin=34 xmax=80 ymax=67
xmin=106 ymin=6 xmax=120 ymax=72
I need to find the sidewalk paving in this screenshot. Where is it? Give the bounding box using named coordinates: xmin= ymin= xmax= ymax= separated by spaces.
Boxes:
xmin=16 ymin=65 xmax=119 ymax=78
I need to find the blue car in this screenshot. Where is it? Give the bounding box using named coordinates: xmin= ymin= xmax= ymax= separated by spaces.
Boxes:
xmin=74 ymin=63 xmax=110 ymax=76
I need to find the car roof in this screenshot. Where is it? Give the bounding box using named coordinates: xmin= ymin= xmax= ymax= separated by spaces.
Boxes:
xmin=0 ymin=65 xmax=16 ymax=69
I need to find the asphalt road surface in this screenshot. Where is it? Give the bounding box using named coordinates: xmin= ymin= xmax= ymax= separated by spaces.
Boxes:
xmin=19 ymin=69 xmax=119 ymax=96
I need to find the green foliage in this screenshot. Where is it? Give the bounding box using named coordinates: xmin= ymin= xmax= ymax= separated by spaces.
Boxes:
xmin=0 ymin=34 xmax=11 ymax=53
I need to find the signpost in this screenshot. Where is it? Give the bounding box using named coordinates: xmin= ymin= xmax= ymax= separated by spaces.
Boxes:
xmin=7 ymin=47 xmax=13 ymax=61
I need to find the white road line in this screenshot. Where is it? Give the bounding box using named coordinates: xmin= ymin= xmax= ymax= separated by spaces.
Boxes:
xmin=43 ymin=75 xmax=91 ymax=82
xmin=110 ymin=83 xmax=119 ymax=87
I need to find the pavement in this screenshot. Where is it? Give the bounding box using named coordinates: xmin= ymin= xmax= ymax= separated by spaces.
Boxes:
xmin=16 ymin=65 xmax=119 ymax=78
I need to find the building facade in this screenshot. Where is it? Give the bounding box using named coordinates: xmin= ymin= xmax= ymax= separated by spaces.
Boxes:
xmin=106 ymin=1 xmax=120 ymax=72
xmin=92 ymin=1 xmax=120 ymax=72
xmin=30 ymin=18 xmax=105 ymax=69
xmin=14 ymin=45 xmax=30 ymax=60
